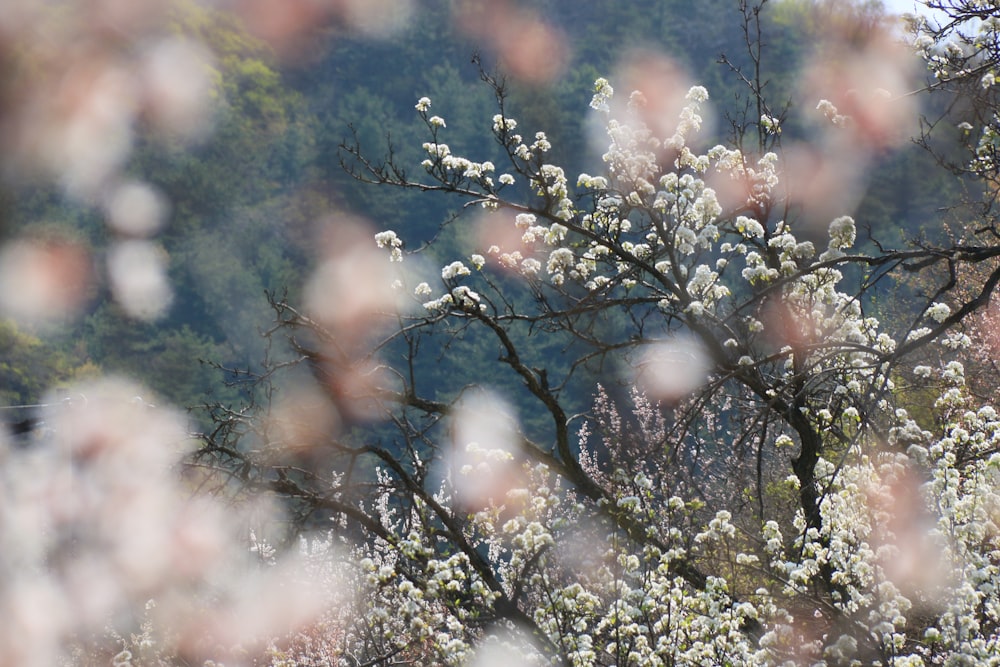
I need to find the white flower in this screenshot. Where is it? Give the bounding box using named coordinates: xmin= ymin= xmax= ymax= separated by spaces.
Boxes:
xmin=817 ymin=99 xmax=848 ymax=127
xmin=520 ymin=258 xmax=541 ymax=276
xmin=498 ymin=251 xmax=522 ymax=268
xmin=452 ymin=285 xmax=482 ymax=308
xmin=428 ymin=115 xmax=447 ymax=128
xmin=686 ymin=301 xmax=705 ymax=317
xmin=577 ymin=173 xmax=608 ymax=189
xmin=492 ymin=114 xmax=517 ymax=132
xmin=926 ymin=302 xmax=950 ymax=323
xmin=498 ymin=174 xmax=515 ymax=185
xmin=760 ymin=114 xmax=781 ymax=135
xmin=735 ymin=216 xmax=765 ymax=239
xmin=415 ymin=96 xmax=431 ymax=112
xmin=686 ymin=85 xmax=709 ymax=103
xmin=470 ymin=254 xmax=486 ymax=270
xmin=422 ymin=142 xmax=450 ymax=158
xmin=828 ymin=215 xmax=856 ymax=250
xmin=441 ymin=261 xmax=471 ymax=280
xmin=374 ymin=230 xmax=401 ymax=249
xmin=514 ymin=213 xmax=536 ymax=230
xmin=423 ymin=293 xmax=453 ymax=313
xmin=590 ymin=77 xmax=614 ymax=112
xmin=942 ymin=360 xmax=965 ymax=384
xmin=375 ymin=230 xmax=404 ymax=262
xmin=547 ymin=248 xmax=575 ymax=275
xmin=532 ymin=132 xmax=552 ymax=152
xmin=544 ymin=223 xmax=568 ymax=245
xmin=414 ymin=282 xmax=432 ymax=297
xmin=942 ymin=331 xmax=972 ymax=349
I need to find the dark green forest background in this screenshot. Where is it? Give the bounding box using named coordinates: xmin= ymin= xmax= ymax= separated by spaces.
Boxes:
xmin=0 ymin=0 xmax=960 ymax=429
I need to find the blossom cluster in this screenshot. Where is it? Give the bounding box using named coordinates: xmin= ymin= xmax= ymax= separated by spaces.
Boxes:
xmin=330 ymin=64 xmax=1000 ymax=664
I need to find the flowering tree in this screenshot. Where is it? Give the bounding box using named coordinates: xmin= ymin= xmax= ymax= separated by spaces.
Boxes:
xmin=190 ymin=6 xmax=1000 ymax=666
xmin=905 ymin=0 xmax=1000 ymax=401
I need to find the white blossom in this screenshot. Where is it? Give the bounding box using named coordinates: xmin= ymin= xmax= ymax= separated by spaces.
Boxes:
xmin=760 ymin=114 xmax=781 ymax=134
xmin=374 ymin=230 xmax=404 ymax=262
xmin=926 ymin=301 xmax=951 ymax=323
xmin=590 ymin=77 xmax=614 ymax=112
xmin=817 ymin=98 xmax=848 ymax=127
xmin=441 ymin=260 xmax=471 ymax=280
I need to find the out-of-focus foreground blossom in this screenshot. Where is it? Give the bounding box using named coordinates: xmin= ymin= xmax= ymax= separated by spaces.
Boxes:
xmin=0 ymin=1 xmax=215 ymax=325
xmin=447 ymin=390 xmax=525 ymax=510
xmin=788 ymin=8 xmax=919 ymax=225
xmin=0 ymin=378 xmax=332 ymax=666
xmin=635 ymin=338 xmax=712 ymax=403
xmin=223 ymin=0 xmax=415 ymax=56
xmin=301 ymin=215 xmax=405 ymax=423
xmin=453 ymin=0 xmax=569 ymax=84
xmin=0 ymin=4 xmax=216 ymax=197
xmin=0 ymin=235 xmax=93 ymax=326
